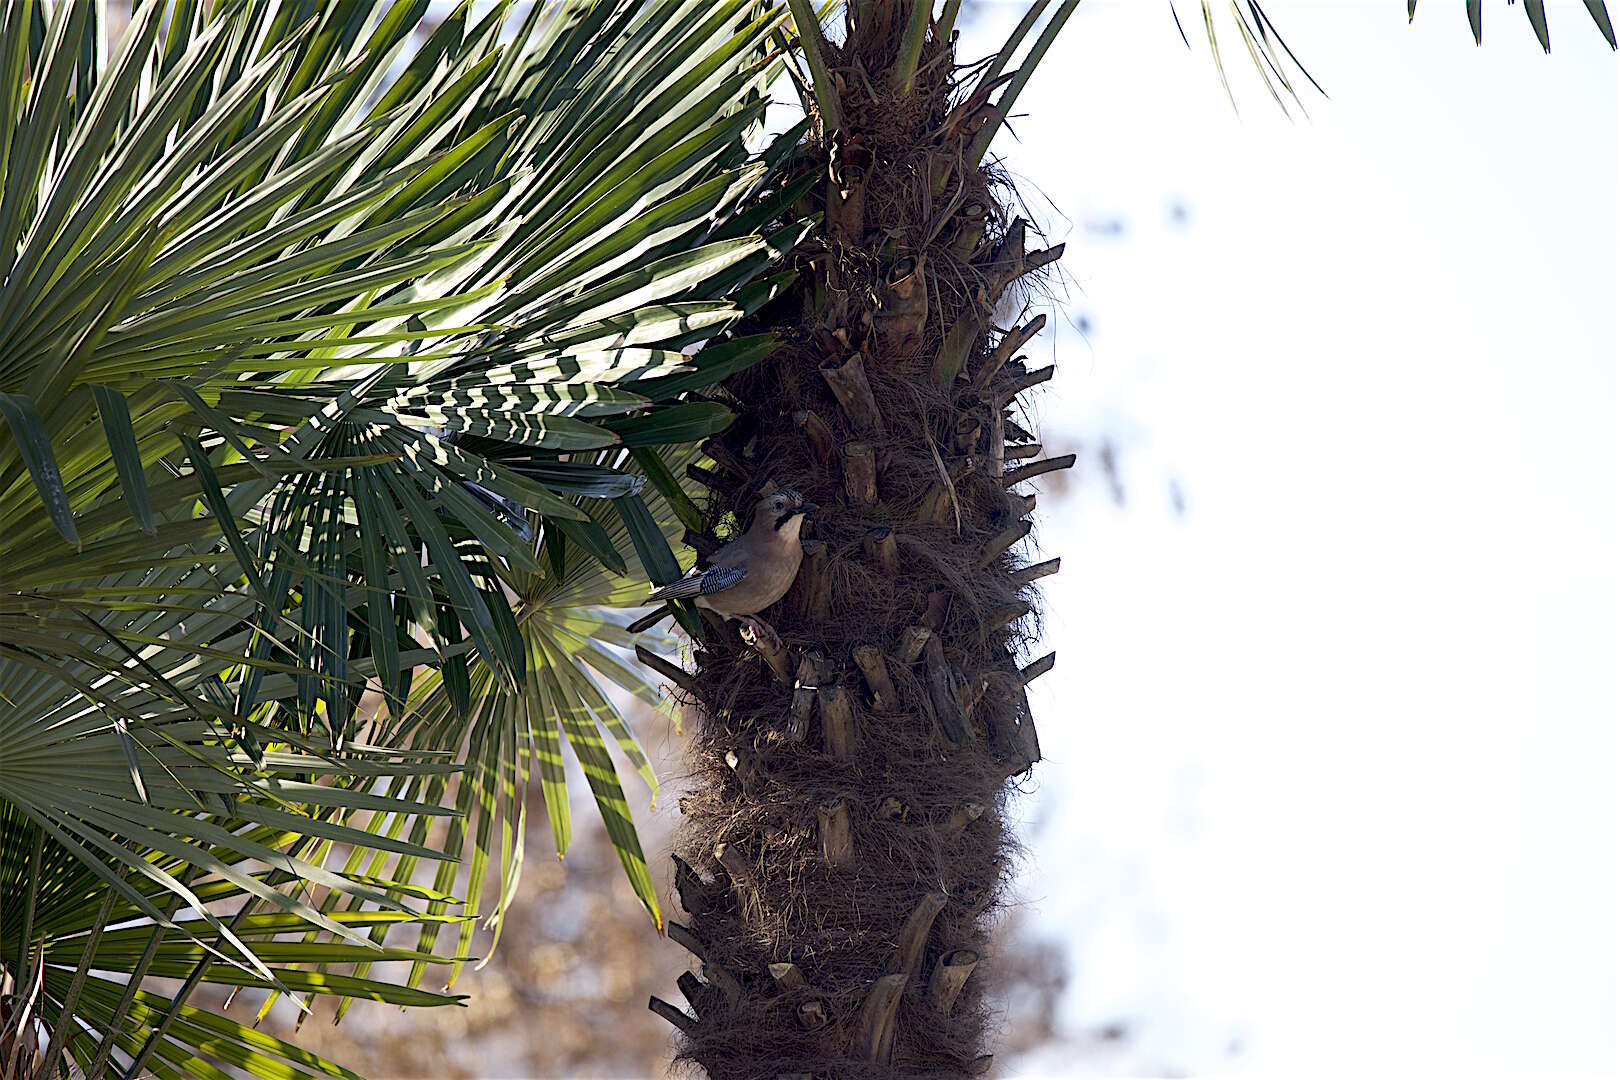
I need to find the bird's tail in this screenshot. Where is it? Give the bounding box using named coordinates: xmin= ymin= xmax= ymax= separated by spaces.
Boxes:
xmin=646 ymin=577 xmax=705 ymax=603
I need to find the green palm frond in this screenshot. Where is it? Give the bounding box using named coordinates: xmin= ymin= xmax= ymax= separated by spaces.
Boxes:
xmin=1 ymin=0 xmax=794 ymax=740
xmin=1178 ymin=0 xmax=1616 ymax=111
xmin=0 ymin=581 xmax=467 ymax=1077
xmin=1 ymin=0 xmax=802 ymax=1074
xmin=354 ymin=445 xmax=707 ymax=1009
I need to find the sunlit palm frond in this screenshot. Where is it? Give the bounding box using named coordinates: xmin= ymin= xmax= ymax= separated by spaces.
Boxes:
xmin=0 ymin=0 xmax=795 ymax=742
xmin=1169 ymin=0 xmax=1325 ymax=115
xmin=352 ymin=95 xmax=810 ymax=955
xmin=0 ymin=0 xmax=802 ymax=1074
xmin=348 ymin=444 xmax=709 ymax=1010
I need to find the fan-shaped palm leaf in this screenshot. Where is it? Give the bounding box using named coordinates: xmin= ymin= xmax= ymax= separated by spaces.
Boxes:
xmin=0 ymin=571 xmax=468 ymax=1077
xmin=1 ymin=0 xmax=801 ymax=1074
xmin=1 ymin=0 xmax=794 ymax=740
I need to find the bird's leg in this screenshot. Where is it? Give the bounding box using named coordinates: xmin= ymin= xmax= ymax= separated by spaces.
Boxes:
xmin=740 ymin=614 xmax=787 ymax=645
xmin=738 ymin=616 xmax=792 ymax=685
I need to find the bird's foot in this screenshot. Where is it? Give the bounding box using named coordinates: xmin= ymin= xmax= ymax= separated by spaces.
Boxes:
xmin=737 ymin=615 xmax=774 ymax=644
xmin=737 ymin=615 xmax=792 ymax=684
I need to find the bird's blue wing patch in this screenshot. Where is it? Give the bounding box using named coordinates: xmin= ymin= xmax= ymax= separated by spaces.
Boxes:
xmin=646 ymin=563 xmax=747 ymax=603
xmin=698 ymin=564 xmax=748 ymax=595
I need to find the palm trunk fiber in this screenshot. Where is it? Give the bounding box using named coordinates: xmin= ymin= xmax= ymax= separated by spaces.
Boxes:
xmin=653 ymin=5 xmax=1066 ymax=1077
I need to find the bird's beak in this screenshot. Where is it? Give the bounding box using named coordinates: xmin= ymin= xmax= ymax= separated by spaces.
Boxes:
xmin=797 ymin=501 xmax=818 ymax=516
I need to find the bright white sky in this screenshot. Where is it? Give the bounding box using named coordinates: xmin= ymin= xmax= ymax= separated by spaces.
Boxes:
xmin=967 ymin=3 xmax=1617 ymax=1077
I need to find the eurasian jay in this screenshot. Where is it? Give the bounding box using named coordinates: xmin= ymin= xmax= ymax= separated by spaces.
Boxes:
xmin=647 ymin=488 xmax=817 ymax=618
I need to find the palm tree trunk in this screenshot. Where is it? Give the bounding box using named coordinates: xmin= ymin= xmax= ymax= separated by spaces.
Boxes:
xmin=651 ymin=4 xmax=1069 ymax=1075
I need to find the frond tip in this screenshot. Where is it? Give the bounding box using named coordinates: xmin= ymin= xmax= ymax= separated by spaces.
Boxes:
xmin=1182 ymin=0 xmax=1616 ymax=113
xmin=1171 ymin=0 xmax=1327 ymax=115
xmin=1405 ymin=0 xmax=1618 ymax=50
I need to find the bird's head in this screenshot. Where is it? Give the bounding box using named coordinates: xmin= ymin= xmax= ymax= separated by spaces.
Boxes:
xmin=753 ymin=488 xmax=817 ymax=533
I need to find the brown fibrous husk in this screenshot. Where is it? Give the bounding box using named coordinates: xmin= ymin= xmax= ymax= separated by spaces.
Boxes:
xmin=663 ymin=15 xmax=1060 ymax=1080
